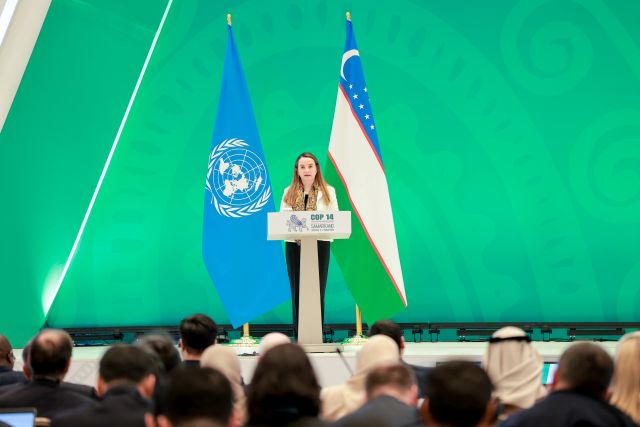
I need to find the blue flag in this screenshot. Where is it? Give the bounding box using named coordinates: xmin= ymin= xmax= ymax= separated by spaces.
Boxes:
xmin=203 ymin=23 xmax=289 ymax=327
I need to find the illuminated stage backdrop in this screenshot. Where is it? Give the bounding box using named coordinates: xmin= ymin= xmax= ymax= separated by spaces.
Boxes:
xmin=1 ymin=0 xmax=638 ymax=344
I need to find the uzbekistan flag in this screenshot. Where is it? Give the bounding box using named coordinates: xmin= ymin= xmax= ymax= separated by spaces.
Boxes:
xmin=325 ymin=15 xmax=407 ymax=322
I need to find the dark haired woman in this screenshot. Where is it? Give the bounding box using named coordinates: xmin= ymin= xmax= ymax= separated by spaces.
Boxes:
xmin=280 ymin=152 xmax=338 ymax=333
xmin=247 ymin=343 xmax=327 ymax=427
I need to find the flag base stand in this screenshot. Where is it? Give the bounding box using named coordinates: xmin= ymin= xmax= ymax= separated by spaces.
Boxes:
xmin=342 ymin=334 xmax=368 ymax=345
xmin=300 ymin=343 xmax=343 ymax=353
xmin=341 ymin=305 xmax=367 ymax=345
xmin=228 ymin=323 xmax=259 ymax=346
xmin=229 ymin=336 xmax=259 ymax=346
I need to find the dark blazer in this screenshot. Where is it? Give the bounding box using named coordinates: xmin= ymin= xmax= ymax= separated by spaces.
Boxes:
xmin=405 ymin=363 xmax=430 ymax=399
xmin=61 ymin=381 xmax=98 ymax=400
xmin=52 ymin=384 xmax=152 ymax=427
xmin=502 ymin=390 xmax=638 ymax=427
xmin=0 ymin=377 xmax=96 ymax=419
xmin=333 ymin=395 xmax=424 ymax=427
xmin=0 ymin=366 xmax=26 ymax=387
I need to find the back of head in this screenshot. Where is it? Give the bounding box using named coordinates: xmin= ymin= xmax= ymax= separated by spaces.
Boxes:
xmin=0 ymin=335 xmax=14 ymax=367
xmin=30 ymin=329 xmax=73 ymax=378
xmin=137 ymin=334 xmax=181 ymax=374
xmin=424 ymin=361 xmax=493 ymax=427
xmin=365 ymin=363 xmax=416 ymax=399
xmin=355 ymin=335 xmax=400 ymax=376
xmin=611 ymin=332 xmax=640 ymax=423
xmin=200 ymin=345 xmax=242 ymax=390
xmin=483 ymin=326 xmax=545 ymax=409
xmin=248 ymin=343 xmax=320 ymax=425
xmin=368 ymin=320 xmax=403 ymax=351
xmin=164 ymin=367 xmax=233 ymax=426
xmin=557 ymin=342 xmax=613 ymax=398
xmin=179 ymin=314 xmax=217 ymax=354
xmin=100 ymin=344 xmax=156 ymax=384
xmin=257 ymin=332 xmax=290 ymax=356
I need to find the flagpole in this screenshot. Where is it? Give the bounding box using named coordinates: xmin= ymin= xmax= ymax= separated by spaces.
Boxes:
xmin=230 ymin=322 xmax=259 ymax=346
xmin=342 ymin=304 xmax=367 ymax=345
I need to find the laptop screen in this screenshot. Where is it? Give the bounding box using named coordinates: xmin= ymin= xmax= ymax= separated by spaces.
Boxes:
xmin=0 ymin=408 xmax=36 ymax=427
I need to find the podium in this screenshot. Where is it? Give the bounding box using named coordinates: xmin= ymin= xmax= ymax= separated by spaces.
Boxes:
xmin=268 ymin=211 xmax=351 ymax=352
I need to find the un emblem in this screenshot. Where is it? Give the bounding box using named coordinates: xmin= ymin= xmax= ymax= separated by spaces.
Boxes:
xmin=206 ymin=138 xmax=271 ymax=218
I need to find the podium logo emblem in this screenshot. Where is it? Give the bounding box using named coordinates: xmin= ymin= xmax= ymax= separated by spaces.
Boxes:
xmin=206 ymin=138 xmax=271 ymax=218
xmin=287 ymin=214 xmax=308 ymax=232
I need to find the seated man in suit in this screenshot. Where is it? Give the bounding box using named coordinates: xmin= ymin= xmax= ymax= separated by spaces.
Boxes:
xmin=0 ymin=335 xmax=25 ymax=387
xmin=420 ymin=361 xmax=496 ymax=427
xmin=0 ymin=329 xmax=95 ymax=419
xmin=502 ymin=342 xmax=637 ymax=427
xmin=145 ymin=367 xmax=234 ymax=427
xmin=20 ymin=340 xmax=96 ymax=399
xmin=334 ymin=363 xmax=423 ymax=427
xmin=368 ymin=320 xmax=430 ymax=398
xmin=178 ymin=314 xmax=218 ymax=366
xmin=53 ymin=344 xmax=157 ymax=427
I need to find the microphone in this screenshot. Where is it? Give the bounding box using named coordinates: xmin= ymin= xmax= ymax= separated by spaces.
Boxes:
xmin=336 ymin=347 xmax=354 ymax=376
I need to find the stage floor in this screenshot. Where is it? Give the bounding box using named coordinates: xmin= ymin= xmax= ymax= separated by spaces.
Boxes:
xmin=12 ymin=341 xmax=618 ymax=388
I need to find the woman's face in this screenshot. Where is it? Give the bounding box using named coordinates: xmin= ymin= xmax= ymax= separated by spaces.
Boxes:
xmin=297 ymin=157 xmax=317 ymax=183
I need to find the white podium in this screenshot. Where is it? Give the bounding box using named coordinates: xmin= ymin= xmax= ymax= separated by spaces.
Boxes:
xmin=268 ymin=211 xmax=351 ymax=352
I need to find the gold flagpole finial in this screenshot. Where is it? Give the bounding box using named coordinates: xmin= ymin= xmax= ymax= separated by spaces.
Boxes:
xmin=346 ymin=11 xmax=351 ymax=21
xmin=227 ymin=14 xmax=232 ymax=26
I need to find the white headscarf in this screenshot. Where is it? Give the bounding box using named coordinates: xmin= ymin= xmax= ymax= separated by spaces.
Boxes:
xmin=257 ymin=332 xmax=290 ymax=357
xmin=483 ymin=326 xmax=547 ymax=409
xmin=321 ymin=335 xmax=400 ymax=420
xmin=201 ymin=345 xmax=247 ymax=425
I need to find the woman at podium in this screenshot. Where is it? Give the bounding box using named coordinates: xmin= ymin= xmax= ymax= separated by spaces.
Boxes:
xmin=280 ymin=152 xmax=338 ymax=334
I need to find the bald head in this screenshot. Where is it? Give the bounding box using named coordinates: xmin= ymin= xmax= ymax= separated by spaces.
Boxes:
xmin=30 ymin=329 xmax=73 ymax=379
xmin=0 ymin=335 xmax=15 ymax=368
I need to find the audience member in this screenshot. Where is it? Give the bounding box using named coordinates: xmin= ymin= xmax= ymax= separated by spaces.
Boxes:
xmin=257 ymin=332 xmax=290 ymax=357
xmin=420 ymin=361 xmax=495 ymax=427
xmin=20 ymin=339 xmax=96 ymax=399
xmin=138 ymin=334 xmax=181 ymax=374
xmin=247 ymin=343 xmax=326 ymax=427
xmin=503 ymin=342 xmax=637 ymax=427
xmin=53 ymin=344 xmax=156 ymax=427
xmin=179 ymin=314 xmax=217 ymax=366
xmin=334 ymin=363 xmax=423 ymax=427
xmin=201 ymin=345 xmax=246 ymax=426
xmin=610 ymin=332 xmax=640 ymax=424
xmin=368 ymin=320 xmax=430 ymax=398
xmin=321 ymin=335 xmax=400 ymax=420
xmin=0 ymin=329 xmax=95 ymax=419
xmin=0 ymin=335 xmax=25 ymax=386
xmin=482 ymin=327 xmax=546 ymax=421
xmin=146 ymin=367 xmax=233 ymax=427
xmin=137 ymin=334 xmax=181 ymax=416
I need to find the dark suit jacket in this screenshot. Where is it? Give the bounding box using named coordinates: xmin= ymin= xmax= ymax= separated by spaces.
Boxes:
xmin=52 ymin=384 xmax=152 ymax=427
xmin=0 ymin=366 xmax=26 ymax=387
xmin=405 ymin=363 xmax=430 ymax=399
xmin=333 ymin=395 xmax=424 ymax=427
xmin=0 ymin=377 xmax=96 ymax=419
xmin=60 ymin=381 xmax=98 ymax=400
xmin=502 ymin=390 xmax=638 ymax=427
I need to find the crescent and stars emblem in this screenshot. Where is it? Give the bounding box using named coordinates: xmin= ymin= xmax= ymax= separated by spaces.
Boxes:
xmin=340 ymin=49 xmax=359 ymax=81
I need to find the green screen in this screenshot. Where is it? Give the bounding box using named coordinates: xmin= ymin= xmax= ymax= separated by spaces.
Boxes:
xmin=1 ymin=0 xmax=639 ymax=344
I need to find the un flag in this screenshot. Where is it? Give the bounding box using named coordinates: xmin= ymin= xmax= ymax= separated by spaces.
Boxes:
xmin=202 ymin=23 xmax=289 ymax=327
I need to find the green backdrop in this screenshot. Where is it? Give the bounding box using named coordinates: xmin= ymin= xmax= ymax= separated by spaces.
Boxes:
xmin=1 ymin=0 xmax=639 ymax=345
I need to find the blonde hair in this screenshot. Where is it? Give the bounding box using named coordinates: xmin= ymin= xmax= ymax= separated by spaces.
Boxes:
xmin=611 ymin=331 xmax=640 ymax=423
xmin=283 ymin=152 xmax=331 ymax=208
